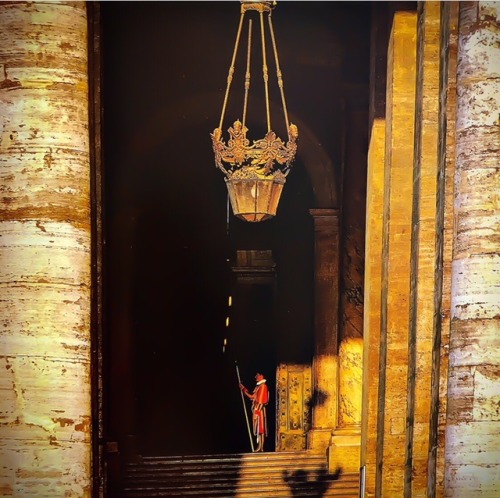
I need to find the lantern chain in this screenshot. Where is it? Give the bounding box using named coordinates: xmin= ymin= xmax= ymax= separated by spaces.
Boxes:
xmin=268 ymin=13 xmax=290 ymax=135
xmin=242 ymin=19 xmax=253 ymax=129
xmin=259 ymin=11 xmax=272 ymax=133
xmin=219 ymin=12 xmax=245 ymax=131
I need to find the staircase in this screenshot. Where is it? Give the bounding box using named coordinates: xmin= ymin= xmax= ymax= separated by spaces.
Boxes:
xmin=121 ymin=451 xmax=359 ymax=497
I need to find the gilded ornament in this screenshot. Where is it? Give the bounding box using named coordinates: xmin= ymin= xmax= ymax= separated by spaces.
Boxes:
xmin=211 ymin=120 xmax=298 ymax=178
xmin=211 ymin=1 xmax=297 ymax=221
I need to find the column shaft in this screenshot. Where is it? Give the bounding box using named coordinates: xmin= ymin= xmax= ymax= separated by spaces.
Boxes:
xmin=0 ymin=2 xmax=91 ymax=496
xmin=446 ymin=2 xmax=500 ymax=495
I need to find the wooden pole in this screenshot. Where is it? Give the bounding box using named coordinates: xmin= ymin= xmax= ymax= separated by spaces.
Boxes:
xmin=235 ymin=362 xmax=255 ymax=452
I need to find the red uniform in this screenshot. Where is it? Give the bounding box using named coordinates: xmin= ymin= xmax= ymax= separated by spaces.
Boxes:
xmin=240 ymin=373 xmax=270 ymax=451
xmin=252 ymin=380 xmax=269 ymax=437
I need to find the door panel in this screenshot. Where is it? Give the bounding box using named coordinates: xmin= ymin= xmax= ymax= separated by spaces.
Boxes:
xmin=276 ymin=363 xmax=312 ymax=451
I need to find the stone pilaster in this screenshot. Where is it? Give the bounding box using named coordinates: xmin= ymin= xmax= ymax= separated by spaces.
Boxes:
xmin=0 ymin=1 xmax=91 ymax=496
xmin=360 ymin=118 xmax=385 ymax=497
xmin=432 ymin=3 xmax=458 ymax=495
xmin=406 ymin=2 xmax=441 ymax=495
xmin=376 ymin=11 xmax=417 ymax=497
xmin=329 ymin=107 xmax=367 ymax=474
xmin=307 ymin=209 xmax=340 ymax=454
xmin=445 ymin=2 xmax=500 ymax=496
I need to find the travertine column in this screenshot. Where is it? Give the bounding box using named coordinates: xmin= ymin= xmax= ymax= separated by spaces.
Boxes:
xmin=0 ymin=2 xmax=91 ymax=497
xmin=307 ymin=209 xmax=340 ymax=454
xmin=376 ymin=11 xmax=417 ymax=497
xmin=360 ymin=118 xmax=385 ymax=497
xmin=445 ymin=2 xmax=500 ymax=496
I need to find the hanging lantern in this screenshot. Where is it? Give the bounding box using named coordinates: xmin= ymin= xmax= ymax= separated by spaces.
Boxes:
xmin=211 ymin=0 xmax=298 ymax=222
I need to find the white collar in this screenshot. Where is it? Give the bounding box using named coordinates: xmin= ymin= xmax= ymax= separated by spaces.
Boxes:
xmin=256 ymin=379 xmax=266 ymax=385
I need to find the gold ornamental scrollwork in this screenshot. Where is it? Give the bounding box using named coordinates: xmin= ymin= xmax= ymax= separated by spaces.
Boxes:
xmin=241 ymin=1 xmax=276 ymax=14
xmin=211 ymin=120 xmax=298 ymax=178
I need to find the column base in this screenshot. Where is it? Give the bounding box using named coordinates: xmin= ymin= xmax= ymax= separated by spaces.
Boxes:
xmin=307 ymin=428 xmax=333 ymax=455
xmin=327 ymin=426 xmax=361 ymax=473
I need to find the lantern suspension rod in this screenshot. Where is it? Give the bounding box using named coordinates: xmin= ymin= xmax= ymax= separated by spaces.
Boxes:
xmin=259 ymin=11 xmax=272 ymax=133
xmin=268 ymin=13 xmax=290 ymax=135
xmin=242 ymin=19 xmax=253 ymax=129
xmin=219 ymin=12 xmax=246 ymax=131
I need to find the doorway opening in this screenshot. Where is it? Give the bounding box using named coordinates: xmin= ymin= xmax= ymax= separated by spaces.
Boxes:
xmin=100 ymin=0 xmax=362 ymax=460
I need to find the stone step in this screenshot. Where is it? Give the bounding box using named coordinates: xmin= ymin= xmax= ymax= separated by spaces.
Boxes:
xmin=122 ymin=481 xmax=359 ymax=498
xmin=122 ymin=451 xmax=359 ymax=497
xmin=125 ymin=452 xmax=332 ymax=477
xmin=125 ymin=462 xmax=329 ymax=476
xmin=123 ymin=470 xmax=354 ymax=486
xmin=132 ymin=452 xmax=327 ymax=467
xmin=122 ymin=482 xmax=360 ymax=496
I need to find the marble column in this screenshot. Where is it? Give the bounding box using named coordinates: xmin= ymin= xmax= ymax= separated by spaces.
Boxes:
xmin=445 ymin=2 xmax=500 ymax=495
xmin=0 ymin=1 xmax=91 ymax=496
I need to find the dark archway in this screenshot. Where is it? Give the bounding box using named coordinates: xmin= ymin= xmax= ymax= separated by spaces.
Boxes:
xmin=101 ymin=0 xmax=370 ymax=458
